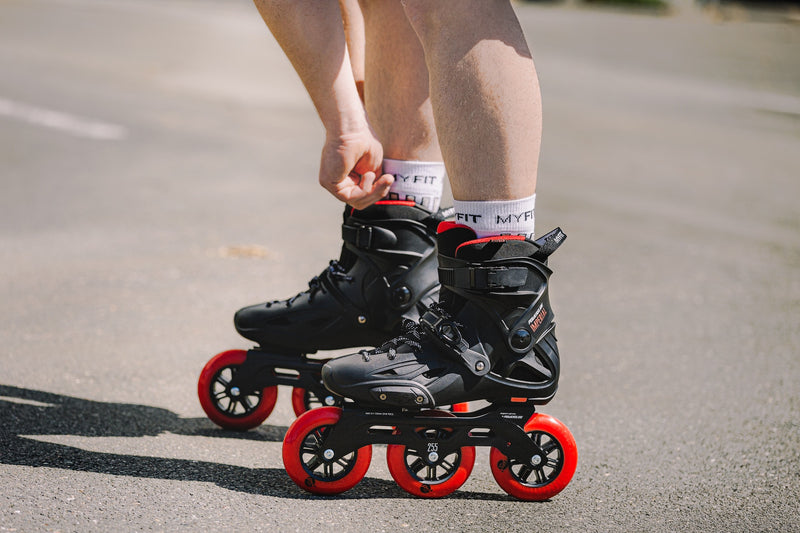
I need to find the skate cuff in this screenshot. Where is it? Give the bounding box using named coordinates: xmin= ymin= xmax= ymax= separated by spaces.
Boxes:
xmin=438 ymin=266 xmax=528 ymax=290
xmin=342 ymin=223 xmax=397 ymax=249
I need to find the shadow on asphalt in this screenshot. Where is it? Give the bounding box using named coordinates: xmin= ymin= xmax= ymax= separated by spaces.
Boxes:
xmin=0 ymin=385 xmax=511 ymax=501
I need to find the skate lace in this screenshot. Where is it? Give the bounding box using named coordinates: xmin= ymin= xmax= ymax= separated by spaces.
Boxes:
xmin=266 ymin=260 xmax=353 ymax=308
xmin=360 ymin=303 xmax=463 ymax=362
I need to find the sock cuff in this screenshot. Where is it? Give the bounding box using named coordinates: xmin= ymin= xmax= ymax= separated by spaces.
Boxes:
xmin=453 ymin=194 xmax=536 ymax=240
xmin=383 ymin=159 xmax=445 ymax=212
xmin=383 ymin=158 xmax=445 ymax=174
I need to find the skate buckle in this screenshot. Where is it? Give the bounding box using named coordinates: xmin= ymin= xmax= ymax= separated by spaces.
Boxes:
xmin=420 ymin=309 xmax=491 ymax=377
xmin=420 ymin=309 xmax=443 ymax=330
xmin=342 ymin=222 xmax=398 ymax=249
xmin=439 ymin=266 xmax=527 ymax=290
xmin=420 ymin=310 xmax=461 ymax=346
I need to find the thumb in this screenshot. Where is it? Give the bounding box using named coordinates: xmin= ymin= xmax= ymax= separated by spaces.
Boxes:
xmin=372 ymin=173 xmax=394 ymax=197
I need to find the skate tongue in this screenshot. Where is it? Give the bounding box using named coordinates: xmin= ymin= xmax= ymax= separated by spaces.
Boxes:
xmin=436 ymin=222 xmax=476 ymax=256
xmin=437 ymin=223 xmax=566 ymax=262
xmin=455 ymin=236 xmax=540 ymax=262
xmin=437 ymin=225 xmax=532 ymax=261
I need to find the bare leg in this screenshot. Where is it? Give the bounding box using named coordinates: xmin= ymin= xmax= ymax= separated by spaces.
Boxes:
xmin=253 ymin=0 xmax=393 ymax=209
xmin=339 ymin=0 xmax=366 ymax=102
xmin=401 ymin=0 xmax=541 ymax=202
xmin=359 ymin=0 xmax=441 ymax=162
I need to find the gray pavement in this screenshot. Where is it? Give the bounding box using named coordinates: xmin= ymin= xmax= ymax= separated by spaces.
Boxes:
xmin=1 ymin=0 xmax=799 ymax=531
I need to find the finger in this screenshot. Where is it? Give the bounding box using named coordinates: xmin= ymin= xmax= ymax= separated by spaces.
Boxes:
xmin=347 ymin=173 xmax=393 ymax=210
xmin=328 ymin=174 xmax=372 ymax=209
xmin=353 ymin=145 xmax=384 ymax=177
xmin=344 ymin=185 xmax=374 ymax=210
xmin=372 ymin=173 xmax=394 ymax=198
xmin=358 ymin=171 xmax=376 ymax=194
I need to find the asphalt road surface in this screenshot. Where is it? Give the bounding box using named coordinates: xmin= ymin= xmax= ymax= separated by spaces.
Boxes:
xmin=1 ymin=0 xmax=799 ymax=531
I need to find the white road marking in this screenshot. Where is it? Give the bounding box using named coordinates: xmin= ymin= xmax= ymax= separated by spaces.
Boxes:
xmin=0 ymin=97 xmax=128 ymax=140
xmin=0 ymin=396 xmax=55 ymax=408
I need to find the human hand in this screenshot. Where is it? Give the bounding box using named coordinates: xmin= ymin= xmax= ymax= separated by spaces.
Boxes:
xmin=319 ymin=128 xmax=394 ymax=210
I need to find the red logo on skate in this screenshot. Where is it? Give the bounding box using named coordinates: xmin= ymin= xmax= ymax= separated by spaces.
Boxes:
xmin=528 ymin=304 xmax=547 ymax=333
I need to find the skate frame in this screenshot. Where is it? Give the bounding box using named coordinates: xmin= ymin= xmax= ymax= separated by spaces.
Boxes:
xmin=230 ymin=349 xmax=343 ymax=407
xmin=318 ymin=401 xmax=553 ymax=468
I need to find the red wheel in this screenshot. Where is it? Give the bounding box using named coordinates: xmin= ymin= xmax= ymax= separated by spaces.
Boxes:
xmin=386 ymin=410 xmax=476 ymax=498
xmin=291 ymin=387 xmax=310 ymax=417
xmin=291 ymin=358 xmax=336 ymax=417
xmin=282 ymin=407 xmax=372 ymax=495
xmin=490 ymin=413 xmax=577 ymax=500
xmin=290 ymin=386 xmax=340 ymax=417
xmin=197 ymin=349 xmax=278 ymax=430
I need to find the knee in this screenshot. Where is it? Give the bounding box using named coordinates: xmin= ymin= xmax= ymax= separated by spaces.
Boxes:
xmin=402 ymin=1 xmax=507 ymax=46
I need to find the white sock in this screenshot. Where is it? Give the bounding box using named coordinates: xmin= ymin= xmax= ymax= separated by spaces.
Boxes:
xmin=382 ymin=159 xmax=445 ymax=212
xmin=453 ymin=194 xmax=536 ymax=240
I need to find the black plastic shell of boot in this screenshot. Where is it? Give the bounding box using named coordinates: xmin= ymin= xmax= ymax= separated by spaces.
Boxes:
xmin=234 ymin=203 xmax=442 ymax=354
xmin=322 ymin=228 xmax=564 ymax=407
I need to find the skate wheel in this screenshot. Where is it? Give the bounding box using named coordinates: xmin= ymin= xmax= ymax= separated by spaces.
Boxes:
xmin=386 ymin=410 xmax=475 ymax=498
xmin=290 ymin=387 xmax=311 ymax=417
xmin=291 ymin=386 xmax=340 ymax=417
xmin=489 ymin=413 xmax=577 ymax=501
xmin=197 ymin=349 xmax=278 ymax=430
xmin=282 ymin=406 xmax=371 ymax=495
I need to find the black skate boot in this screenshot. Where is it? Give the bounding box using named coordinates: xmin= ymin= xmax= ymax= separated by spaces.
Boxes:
xmin=282 ymin=224 xmax=576 ymax=500
xmin=198 ymin=201 xmax=447 ymax=430
xmin=234 ymin=201 xmax=444 ymax=351
xmin=321 ymin=222 xmax=566 ymax=407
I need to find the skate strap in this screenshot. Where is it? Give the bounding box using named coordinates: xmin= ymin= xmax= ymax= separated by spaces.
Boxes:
xmin=532 ymin=227 xmax=566 ymax=261
xmin=419 ymin=308 xmax=491 ymax=376
xmin=423 ymin=206 xmax=456 ymax=233
xmin=438 ymin=265 xmax=528 ymax=290
xmin=437 ymin=206 xmax=455 ymax=220
xmin=342 ymin=222 xmax=397 ymax=249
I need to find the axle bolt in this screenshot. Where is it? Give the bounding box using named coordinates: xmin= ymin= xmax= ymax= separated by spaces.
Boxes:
xmin=358 ymin=315 xmax=367 ymax=324
xmin=323 ymin=449 xmax=335 ymax=461
xmin=427 ymin=452 xmax=439 ymax=463
xmin=531 ymin=455 xmax=543 ymax=466
xmin=324 ymin=395 xmax=336 ymax=406
xmin=230 ymin=387 xmax=240 ymax=397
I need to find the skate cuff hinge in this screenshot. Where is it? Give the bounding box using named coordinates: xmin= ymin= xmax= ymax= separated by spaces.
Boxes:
xmin=419 ymin=309 xmax=491 ymax=376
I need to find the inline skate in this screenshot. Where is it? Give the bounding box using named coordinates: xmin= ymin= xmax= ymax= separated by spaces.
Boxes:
xmin=198 ymin=201 xmax=449 ymax=430
xmin=281 ymin=223 xmax=577 ymax=500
